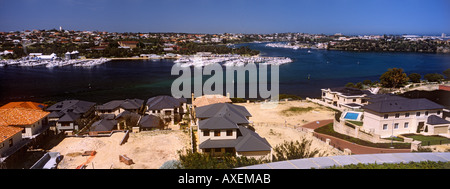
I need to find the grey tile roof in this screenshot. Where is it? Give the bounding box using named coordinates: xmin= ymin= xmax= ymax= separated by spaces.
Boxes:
xmin=47 ymin=100 xmax=96 ymax=114
xmin=47 ymin=100 xmax=95 ymax=123
xmin=146 ymin=95 xmax=185 ymax=110
xmin=362 ymin=98 xmax=444 ymax=113
xmin=90 ymin=119 xmax=117 ymax=132
xmin=97 ymin=99 xmax=144 ymax=111
xmin=327 ymin=87 xmax=369 ymax=96
xmin=196 ymin=103 xmax=251 ymax=124
xmin=234 ymin=126 xmax=272 ymax=152
xmin=57 ymin=112 xmax=80 ymax=122
xmin=199 ymin=126 xmax=272 ymax=152
xmin=427 ymin=115 xmax=450 ymax=125
xmin=139 ymin=115 xmax=161 ymax=128
xmin=47 ymin=111 xmax=64 ymax=118
xmin=198 ymin=117 xmax=239 ymax=130
xmin=367 ymin=94 xmax=408 ymax=103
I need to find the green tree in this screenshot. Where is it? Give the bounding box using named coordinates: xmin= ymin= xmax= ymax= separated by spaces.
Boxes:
xmin=379 ymin=68 xmax=408 ymax=88
xmin=424 ymin=73 xmax=444 ymax=82
xmin=443 ymin=68 xmax=450 ymax=79
xmin=408 ymin=73 xmax=421 ymax=83
xmin=345 ymin=82 xmax=355 ymax=88
xmin=362 ymin=79 xmax=372 ymax=86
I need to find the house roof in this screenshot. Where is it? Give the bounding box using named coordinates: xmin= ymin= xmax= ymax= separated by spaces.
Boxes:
xmin=46 ymin=100 xmax=95 ymax=114
xmin=0 ymin=101 xmax=47 ymax=110
xmin=90 ymin=119 xmax=117 ymax=132
xmin=195 ymin=103 xmax=251 ymax=124
xmin=193 ymin=95 xmax=231 ymax=107
xmin=362 ymin=98 xmax=444 ymax=113
xmin=234 ymin=126 xmax=272 ymax=152
xmin=199 ymin=117 xmax=239 ymax=130
xmin=427 ymin=115 xmax=450 ymax=125
xmin=367 ymin=94 xmax=408 ymax=103
xmin=0 ymin=108 xmax=49 ymax=126
xmin=0 ymin=126 xmax=23 ymax=143
xmin=58 ymin=112 xmax=81 ymax=122
xmin=199 ymin=126 xmax=271 ymax=152
xmin=138 ymin=115 xmax=161 ymax=128
xmin=325 ymin=87 xmax=371 ymax=97
xmin=97 ymin=99 xmax=144 ymax=111
xmin=146 ymin=95 xmax=186 ymax=110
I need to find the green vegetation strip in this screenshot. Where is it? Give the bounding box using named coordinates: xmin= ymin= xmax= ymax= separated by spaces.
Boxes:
xmin=327 ymin=161 xmax=450 ymax=169
xmin=403 ymin=134 xmax=450 ymax=146
xmin=314 ymin=123 xmax=411 ymax=149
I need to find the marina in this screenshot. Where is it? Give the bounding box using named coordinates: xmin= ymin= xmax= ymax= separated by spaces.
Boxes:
xmin=174 ymin=54 xmax=293 ymax=67
xmin=0 ymin=58 xmax=112 ymax=68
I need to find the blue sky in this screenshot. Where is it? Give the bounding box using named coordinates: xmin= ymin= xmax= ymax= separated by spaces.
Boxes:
xmin=0 ymin=0 xmax=449 ymax=35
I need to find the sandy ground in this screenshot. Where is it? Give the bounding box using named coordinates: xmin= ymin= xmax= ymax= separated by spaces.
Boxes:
xmin=49 ymin=100 xmax=343 ymax=169
xmin=236 ymin=100 xmax=344 ymax=157
xmin=50 ymin=130 xmax=190 ymax=169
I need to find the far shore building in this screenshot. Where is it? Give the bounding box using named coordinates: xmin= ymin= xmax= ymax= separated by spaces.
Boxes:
xmin=118 ymin=41 xmax=139 ymax=49
xmin=196 ymin=103 xmax=272 ymax=160
xmin=46 ymin=100 xmax=96 ymax=134
xmin=145 ymin=95 xmax=187 ymax=125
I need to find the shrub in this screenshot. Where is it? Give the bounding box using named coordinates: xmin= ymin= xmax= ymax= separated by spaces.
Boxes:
xmin=272 ymin=138 xmax=325 ymax=162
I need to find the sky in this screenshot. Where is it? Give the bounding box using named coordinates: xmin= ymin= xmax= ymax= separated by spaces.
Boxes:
xmin=0 ymin=0 xmax=449 ymax=35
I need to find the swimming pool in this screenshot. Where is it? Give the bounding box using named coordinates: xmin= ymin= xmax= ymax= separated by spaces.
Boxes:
xmin=344 ymin=112 xmax=361 ymax=120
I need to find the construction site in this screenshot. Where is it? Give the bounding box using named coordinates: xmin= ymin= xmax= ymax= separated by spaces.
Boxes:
xmin=48 ymin=129 xmax=190 ymax=169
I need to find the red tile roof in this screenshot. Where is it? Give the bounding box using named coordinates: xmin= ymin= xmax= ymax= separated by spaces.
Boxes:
xmin=0 ymin=108 xmax=49 ymax=126
xmin=0 ymin=125 xmax=23 ymax=143
xmin=0 ymin=101 xmax=47 ymax=110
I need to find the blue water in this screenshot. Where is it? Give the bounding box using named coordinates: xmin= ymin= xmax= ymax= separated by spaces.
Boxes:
xmin=1 ymin=43 xmax=449 ymax=104
xmin=344 ymin=112 xmax=360 ymax=120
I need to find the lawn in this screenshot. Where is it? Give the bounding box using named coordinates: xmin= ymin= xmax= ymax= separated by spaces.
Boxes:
xmin=402 ymin=134 xmax=450 ymax=146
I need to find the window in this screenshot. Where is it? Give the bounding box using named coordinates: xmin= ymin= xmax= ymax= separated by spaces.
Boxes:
xmin=204 ymin=148 xmax=211 ymax=153
xmin=214 ymin=130 xmax=221 ymax=137
xmin=404 ymin=122 xmax=409 ymax=128
xmin=416 ymin=112 xmax=421 ymax=117
xmin=383 ymin=124 xmax=388 ymax=130
xmin=203 ymin=130 xmax=210 ymax=136
xmin=353 ymin=99 xmax=356 ymax=102
xmin=394 ymin=123 xmax=399 ymax=129
xmin=395 ymin=113 xmax=399 ymax=118
xmin=214 ymin=148 xmax=221 ymax=152
xmin=225 ymin=148 xmax=234 ymax=153
xmin=9 ymin=139 xmax=13 ymax=147
xmin=437 ymin=111 xmax=441 ymax=115
xmin=384 ymin=114 xmax=389 ymax=119
xmin=226 ymin=130 xmax=233 ymax=136
xmin=425 ymin=111 xmax=429 ymax=116
xmin=405 ymin=113 xmax=410 ymax=118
